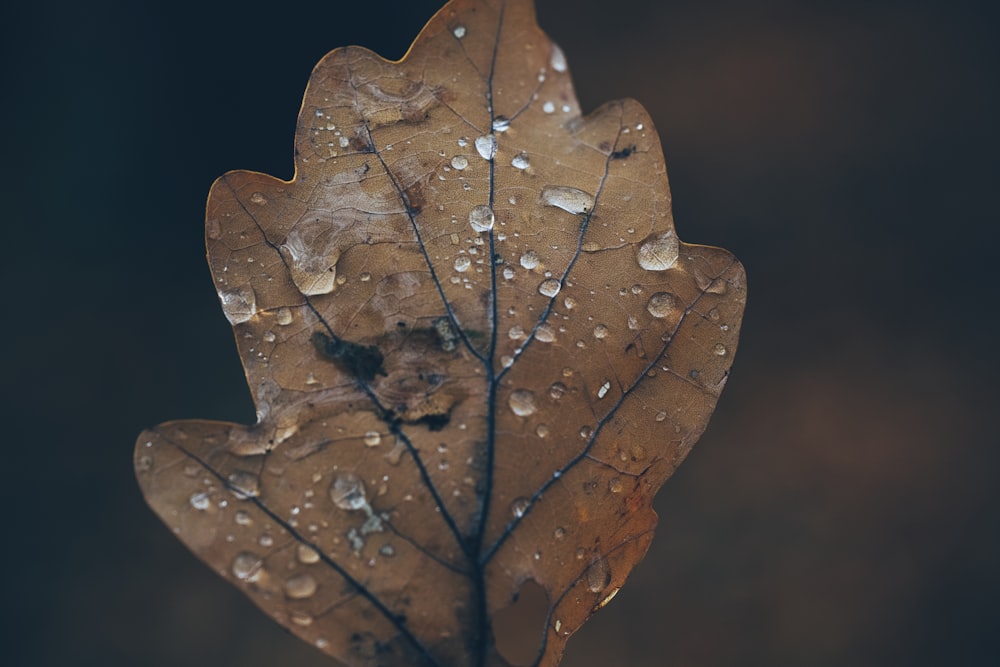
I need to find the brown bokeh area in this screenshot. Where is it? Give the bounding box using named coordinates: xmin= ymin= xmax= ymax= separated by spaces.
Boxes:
xmin=2 ymin=0 xmax=997 ymax=665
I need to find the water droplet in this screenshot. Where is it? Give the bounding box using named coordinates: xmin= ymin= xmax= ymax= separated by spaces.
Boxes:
xmin=363 ymin=431 xmax=381 ymax=447
xmin=608 ymin=477 xmax=623 ymax=493
xmin=543 ymin=101 xmax=555 ymax=114
xmin=290 ymin=611 xmax=314 ymax=627
xmin=468 ymin=204 xmax=495 ymax=232
xmin=511 ymin=153 xmax=530 ymax=170
xmin=454 ymin=255 xmax=471 ymax=272
xmin=281 ymin=225 xmax=341 ymax=295
xmin=330 ymin=473 xmax=368 ymax=511
xmin=579 ymin=425 xmax=593 ymax=439
xmin=536 ymin=324 xmax=556 ymax=342
xmin=538 ymin=279 xmax=561 ymax=297
xmin=259 ymin=534 xmax=274 ymax=547
xmin=262 ymin=330 xmax=276 ymax=343
xmin=235 ymin=510 xmax=253 ymax=526
xmin=647 ymin=292 xmax=677 ymax=318
xmin=492 ymin=116 xmax=511 ymax=132
xmin=275 ymin=307 xmax=293 ymax=326
xmin=714 ymin=343 xmax=728 ymax=356
xmin=593 ymin=324 xmax=609 ymax=339
xmin=297 ymin=543 xmax=321 ymax=564
xmin=249 ymin=191 xmax=267 ymax=205
xmin=511 ymin=497 xmax=530 ymax=518
xmin=549 ymin=382 xmax=567 ymax=400
xmin=597 ymin=380 xmax=611 ymax=399
xmin=586 ymin=557 xmax=611 ymax=593
xmin=231 ymin=552 xmax=263 ymax=581
xmin=536 ymin=424 xmax=550 ymax=438
xmin=338 ymin=136 xmax=350 ymax=148
xmin=502 ymin=266 xmax=515 ymax=280
xmin=451 ymin=155 xmax=468 ymax=170
xmin=453 ymin=25 xmax=466 ymax=39
xmin=541 ymin=185 xmax=594 ymax=214
xmin=219 ymin=286 xmax=257 ymax=325
xmin=508 ymin=325 xmax=525 ymax=340
xmin=655 ymin=410 xmax=667 ymax=422
xmin=379 ymin=543 xmax=396 ymax=557
xmin=474 ymin=134 xmax=496 ymax=160
xmin=637 ymin=231 xmax=679 ymax=271
xmin=189 ymin=491 xmax=210 ymax=510
xmin=227 ymin=470 xmax=260 ymax=499
xmin=550 ymin=45 xmax=567 ymax=72
xmin=508 ymin=389 xmax=537 ymax=417
xmin=284 ymin=573 xmax=317 ymax=599
xmin=519 ymin=250 xmax=540 ymax=270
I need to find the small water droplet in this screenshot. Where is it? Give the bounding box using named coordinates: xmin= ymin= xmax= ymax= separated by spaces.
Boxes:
xmin=511 ymin=497 xmax=530 ymax=518
xmin=454 ymin=255 xmax=472 ymax=272
xmin=219 ymin=286 xmax=257 ymax=325
xmin=543 ymin=101 xmax=555 ymax=114
xmin=259 ymin=534 xmax=274 ymax=547
xmin=519 ymin=250 xmax=540 ymax=270
xmin=647 ymin=292 xmax=677 ymax=318
xmin=655 ymin=410 xmax=668 ymax=422
xmin=379 ymin=543 xmax=396 ymax=557
xmin=637 ymin=231 xmax=679 ymax=270
xmin=586 ymin=557 xmax=611 ymax=593
xmin=597 ymin=380 xmax=611 ymax=399
xmin=290 ymin=611 xmax=314 ymax=627
xmin=474 ymin=134 xmax=497 ymax=160
xmin=262 ymin=330 xmax=276 ymax=343
xmin=330 ymin=473 xmax=368 ymax=511
xmin=453 ymin=25 xmax=466 ymax=39
xmin=275 ymin=307 xmax=293 ymax=326
xmin=580 ymin=425 xmax=593 ymax=439
xmin=536 ymin=424 xmax=550 ymax=438
xmin=502 ymin=266 xmax=515 ymax=280
xmin=492 ymin=116 xmax=511 ymax=132
xmin=227 ymin=470 xmax=260 ymax=499
xmin=363 ymin=431 xmax=381 ymax=447
xmin=550 ymin=45 xmax=567 ymax=72
xmin=511 ymin=153 xmax=530 ymax=170
xmin=541 ymin=185 xmax=594 ymax=214
xmin=508 ymin=389 xmax=537 ymax=417
xmin=451 ymin=155 xmax=468 ymax=170
xmin=714 ymin=343 xmax=728 ymax=356
xmin=189 ymin=491 xmax=210 ymax=510
xmin=508 ymin=324 xmax=525 ymax=340
xmin=468 ymin=204 xmax=495 ymax=232
xmin=536 ymin=323 xmax=556 ymax=342
xmin=231 ymin=552 xmax=263 ymax=581
xmin=297 ymin=543 xmax=321 ymax=564
xmin=249 ymin=192 xmax=267 ymax=206
xmin=608 ymin=477 xmax=623 ymax=493
xmin=284 ymin=573 xmax=317 ymax=599
xmin=538 ymin=278 xmax=561 ymax=297
xmin=235 ymin=510 xmax=253 ymax=526
xmin=549 ymin=382 xmax=567 ymax=400
xmin=593 ymin=324 xmax=609 ymax=339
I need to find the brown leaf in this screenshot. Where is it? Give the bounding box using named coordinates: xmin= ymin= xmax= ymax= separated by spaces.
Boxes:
xmin=133 ymin=0 xmax=746 ymax=665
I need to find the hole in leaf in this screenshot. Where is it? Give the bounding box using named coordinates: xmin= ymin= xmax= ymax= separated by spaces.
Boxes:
xmin=493 ymin=578 xmax=549 ymax=666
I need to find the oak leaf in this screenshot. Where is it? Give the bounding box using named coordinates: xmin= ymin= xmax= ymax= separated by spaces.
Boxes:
xmin=133 ymin=0 xmax=746 ymax=665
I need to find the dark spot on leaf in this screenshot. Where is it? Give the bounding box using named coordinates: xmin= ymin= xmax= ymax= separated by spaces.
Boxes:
xmin=312 ymin=331 xmax=385 ymax=383
xmin=611 ymin=144 xmax=636 ymax=160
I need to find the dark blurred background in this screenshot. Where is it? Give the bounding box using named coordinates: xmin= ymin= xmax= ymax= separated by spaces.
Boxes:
xmin=2 ymin=0 xmax=997 ymax=665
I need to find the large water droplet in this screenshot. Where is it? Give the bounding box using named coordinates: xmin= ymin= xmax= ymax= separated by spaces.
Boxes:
xmin=550 ymin=45 xmax=568 ymax=72
xmin=469 ymin=204 xmax=495 ymax=232
xmin=586 ymin=557 xmax=611 ymax=593
xmin=284 ymin=573 xmax=317 ymax=599
xmin=297 ymin=543 xmax=321 ymax=564
xmin=227 ymin=470 xmax=260 ymax=499
xmin=330 ymin=473 xmax=368 ymax=511
xmin=508 ymin=389 xmax=537 ymax=417
xmin=189 ymin=491 xmax=210 ymax=510
xmin=219 ymin=286 xmax=257 ymax=325
xmin=511 ymin=497 xmax=530 ymax=518
xmin=637 ymin=231 xmax=679 ymax=271
xmin=593 ymin=324 xmax=609 ymax=339
xmin=538 ymin=279 xmax=561 ymax=297
xmin=451 ymin=155 xmax=468 ymax=170
xmin=520 ymin=250 xmax=540 ymax=270
xmin=511 ymin=153 xmax=530 ymax=170
xmin=475 ymin=134 xmax=497 ymax=160
xmin=232 ymin=552 xmax=263 ymax=581
xmin=541 ymin=185 xmax=594 ymax=214
xmin=535 ymin=323 xmax=556 ymax=343
xmin=281 ymin=224 xmax=341 ymax=295
xmin=646 ymin=292 xmax=677 ymax=318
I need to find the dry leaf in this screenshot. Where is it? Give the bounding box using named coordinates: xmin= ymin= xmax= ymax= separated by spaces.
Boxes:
xmin=133 ymin=0 xmax=746 ymax=665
